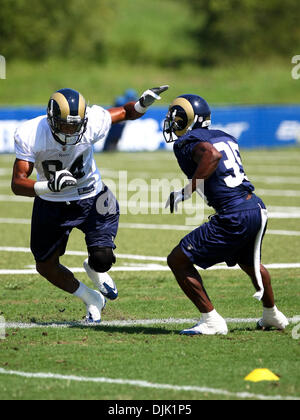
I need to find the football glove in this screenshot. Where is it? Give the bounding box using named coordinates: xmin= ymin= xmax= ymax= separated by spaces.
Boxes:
xmin=48 ymin=169 xmax=77 ymax=192
xmin=165 ymin=189 xmax=190 ymax=213
xmin=134 ymin=85 xmax=169 ymax=113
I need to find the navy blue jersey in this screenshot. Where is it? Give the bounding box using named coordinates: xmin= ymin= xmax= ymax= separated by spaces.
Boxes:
xmin=173 ymin=128 xmax=255 ymax=212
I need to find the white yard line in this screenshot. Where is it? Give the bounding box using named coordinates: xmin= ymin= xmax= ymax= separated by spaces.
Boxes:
xmin=0 ymin=246 xmax=167 ymax=262
xmin=3 ymin=185 xmax=297 ymax=197
xmin=1 ymin=193 xmax=300 ymax=218
xmin=266 ymin=212 xmax=300 ymax=219
xmin=255 ymin=189 xmax=300 ymax=197
xmin=0 ymin=181 xmax=10 ymax=187
xmin=119 ymin=221 xmax=300 ymax=230
xmin=1 ymin=217 xmax=300 ymax=232
xmin=119 ymin=222 xmax=193 ymax=231
xmin=3 ymin=316 xmax=300 ymax=329
xmin=251 ymin=176 xmax=300 ymax=185
xmin=0 ymin=217 xmax=31 ymax=224
xmin=0 ymin=169 xmax=11 ymax=176
xmin=1 ymin=246 xmax=300 ymax=272
xmin=0 ymin=265 xmax=167 ymax=275
xmin=0 ymin=194 xmax=33 ymax=202
xmin=267 ymin=229 xmax=300 ymax=236
xmin=246 ymin=165 xmax=300 ymax=173
xmin=0 ymin=262 xmax=300 ymax=276
xmin=268 ymin=205 xmax=300 ymax=212
xmin=0 ymin=368 xmax=298 ymax=400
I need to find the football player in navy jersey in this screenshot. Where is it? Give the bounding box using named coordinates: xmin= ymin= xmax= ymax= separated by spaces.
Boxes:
xmin=11 ymin=85 xmax=168 ymax=323
xmin=164 ymin=94 xmax=288 ymax=335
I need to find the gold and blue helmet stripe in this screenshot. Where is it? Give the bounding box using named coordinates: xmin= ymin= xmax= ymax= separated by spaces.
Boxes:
xmin=163 ymin=94 xmax=211 ymax=143
xmin=47 ymin=88 xmax=87 ymax=146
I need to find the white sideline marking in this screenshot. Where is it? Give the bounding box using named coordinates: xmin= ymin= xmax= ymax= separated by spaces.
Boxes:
xmin=0 ymin=195 xmax=33 ymax=202
xmin=1 ymin=217 xmax=300 ymax=233
xmin=0 ymin=247 xmax=300 ymax=274
xmin=4 ymin=316 xmax=300 ymax=329
xmin=4 ymin=185 xmax=299 ymax=196
xmin=0 ymin=169 xmax=10 ymax=176
xmin=1 ymin=193 xmax=300 ymax=217
xmin=120 ymin=222 xmax=192 ymax=231
xmin=268 ymin=205 xmax=300 ymax=212
xmin=256 ymin=189 xmax=300 ymax=197
xmin=2 ymin=193 xmax=300 ymax=212
xmin=119 ymin=223 xmax=300 ymax=232
xmin=0 ymin=368 xmax=298 ymax=400
xmin=246 ymin=165 xmax=300 ymax=173
xmin=0 ymin=266 xmax=167 ymax=275
xmin=267 ymin=229 xmax=300 ymax=237
xmin=251 ymin=175 xmax=300 ymax=185
xmin=0 ymin=247 xmax=300 ymax=273
xmin=0 ymin=218 xmax=31 ymax=224
xmin=0 ymin=262 xmax=300 ymax=275
xmin=0 ymin=246 xmax=167 ymax=262
xmin=267 ymin=212 xmax=300 ymax=219
xmin=0 ymin=181 xmax=10 ymax=187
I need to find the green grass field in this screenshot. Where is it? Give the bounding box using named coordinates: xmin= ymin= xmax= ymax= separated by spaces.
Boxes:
xmin=0 ymin=149 xmax=300 ymax=401
xmin=1 ymin=58 xmax=300 ymax=107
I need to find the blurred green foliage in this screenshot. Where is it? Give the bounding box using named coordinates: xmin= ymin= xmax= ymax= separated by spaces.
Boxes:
xmin=0 ymin=0 xmax=111 ymax=61
xmin=0 ymin=0 xmax=197 ymax=65
xmin=0 ymin=0 xmax=299 ymax=66
xmin=189 ymin=0 xmax=300 ymax=65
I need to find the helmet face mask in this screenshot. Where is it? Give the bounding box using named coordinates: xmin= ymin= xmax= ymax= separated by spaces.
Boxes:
xmin=47 ymin=88 xmax=88 ymax=146
xmin=163 ymin=109 xmax=181 ymax=143
xmin=163 ymin=94 xmax=211 ymax=143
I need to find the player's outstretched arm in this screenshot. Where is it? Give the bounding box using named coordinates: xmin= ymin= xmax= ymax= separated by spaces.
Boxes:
xmin=109 ymin=85 xmax=169 ymax=124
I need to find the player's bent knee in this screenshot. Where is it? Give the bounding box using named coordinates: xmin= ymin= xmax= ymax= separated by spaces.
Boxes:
xmin=167 ymin=252 xmax=176 ymax=269
xmin=36 ymin=262 xmax=47 ymax=277
xmin=36 ymin=261 xmax=56 ymax=279
xmin=88 ymin=246 xmax=116 ymax=273
xmin=35 ymin=247 xmax=62 ymax=279
xmin=167 ymin=247 xmax=182 ymax=270
xmin=168 ymin=246 xmax=193 ymax=271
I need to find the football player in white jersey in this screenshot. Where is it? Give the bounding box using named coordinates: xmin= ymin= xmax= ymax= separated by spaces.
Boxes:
xmin=11 ymin=86 xmax=168 ymax=323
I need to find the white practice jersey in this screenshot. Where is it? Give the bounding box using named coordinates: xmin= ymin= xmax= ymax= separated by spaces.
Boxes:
xmin=14 ymin=105 xmax=112 ymax=202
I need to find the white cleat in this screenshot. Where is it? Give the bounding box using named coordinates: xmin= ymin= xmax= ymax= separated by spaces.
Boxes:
xmin=257 ymin=306 xmax=289 ymax=330
xmin=180 ymin=311 xmax=228 ymax=336
xmin=83 ymin=259 xmax=118 ymax=300
xmin=85 ymin=290 xmax=106 ymax=324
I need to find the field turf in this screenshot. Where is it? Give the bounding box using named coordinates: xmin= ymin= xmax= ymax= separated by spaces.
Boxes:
xmin=0 ymin=149 xmax=299 ymax=401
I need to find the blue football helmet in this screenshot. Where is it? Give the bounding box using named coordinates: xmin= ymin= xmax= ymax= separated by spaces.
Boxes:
xmin=47 ymin=88 xmax=88 ymax=146
xmin=163 ymin=94 xmax=211 ymax=143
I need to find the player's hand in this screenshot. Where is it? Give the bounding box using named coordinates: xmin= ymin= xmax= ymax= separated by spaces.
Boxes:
xmin=48 ymin=170 xmax=77 ymax=192
xmin=139 ymin=85 xmax=169 ymax=107
xmin=134 ymin=85 xmax=169 ymax=113
xmin=165 ymin=189 xmax=185 ymax=213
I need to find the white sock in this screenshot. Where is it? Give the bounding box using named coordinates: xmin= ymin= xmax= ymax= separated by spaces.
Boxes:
xmin=263 ymin=305 xmax=278 ymax=314
xmin=202 ymin=309 xmax=219 ymax=322
xmin=73 ymin=282 xmax=95 ymax=304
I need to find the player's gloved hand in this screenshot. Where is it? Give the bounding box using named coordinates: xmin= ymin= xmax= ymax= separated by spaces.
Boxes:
xmin=165 ymin=189 xmax=189 ymax=213
xmin=48 ymin=170 xmax=77 ymax=192
xmin=134 ymin=85 xmax=169 ymax=114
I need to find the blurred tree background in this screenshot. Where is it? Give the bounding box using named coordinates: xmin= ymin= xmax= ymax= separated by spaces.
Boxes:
xmin=0 ymin=0 xmax=111 ymax=61
xmin=0 ymin=0 xmax=299 ymax=105
xmin=188 ymin=0 xmax=300 ymax=66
